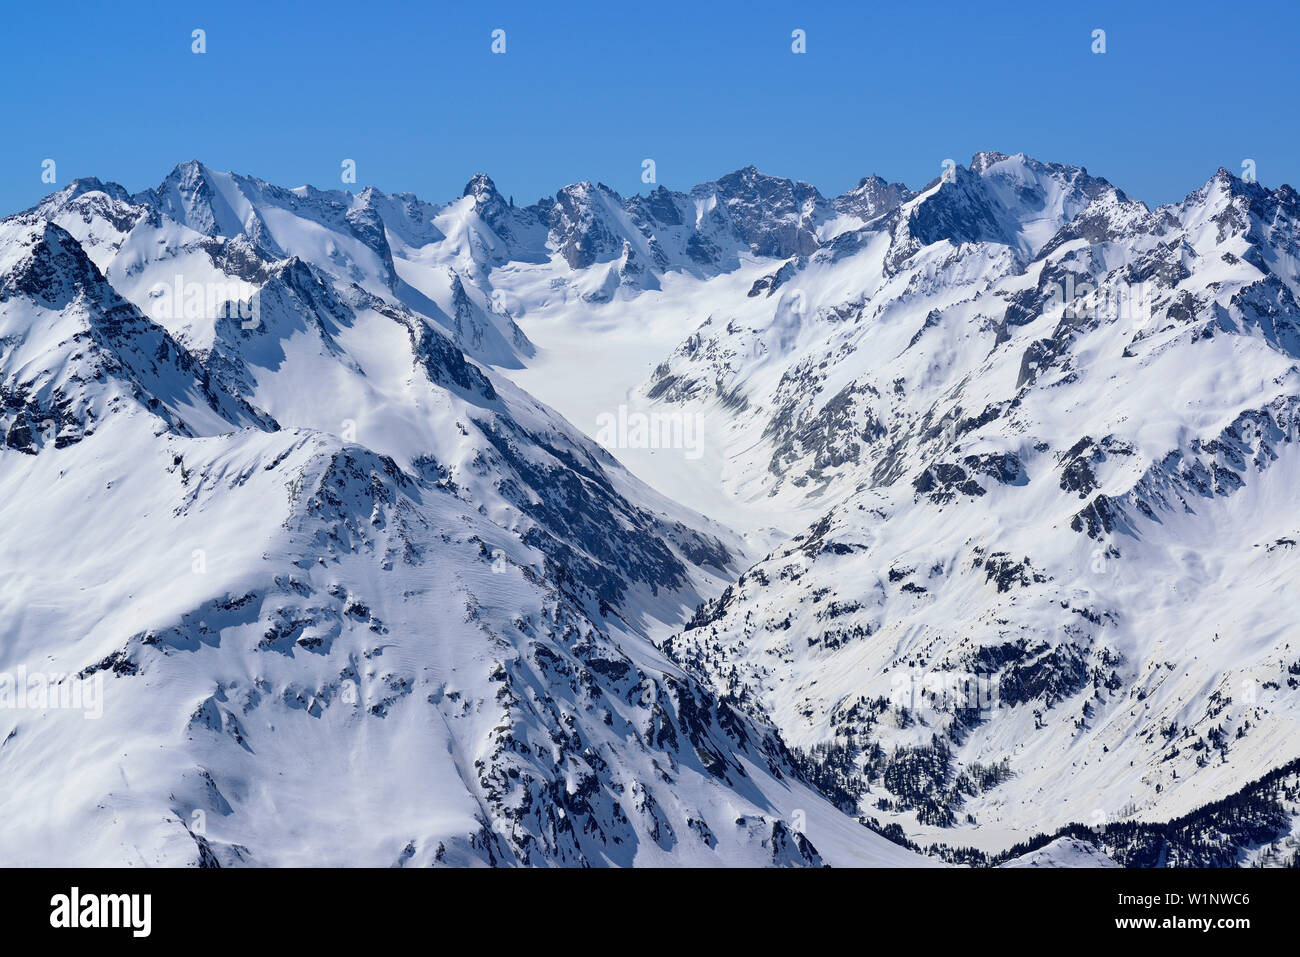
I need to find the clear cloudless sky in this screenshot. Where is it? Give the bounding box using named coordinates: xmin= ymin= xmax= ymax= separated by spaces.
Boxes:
xmin=1 ymin=0 xmax=1297 ymax=214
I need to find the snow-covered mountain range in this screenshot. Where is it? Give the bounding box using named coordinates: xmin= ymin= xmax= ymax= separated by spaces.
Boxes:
xmin=3 ymin=152 xmax=1298 ymax=867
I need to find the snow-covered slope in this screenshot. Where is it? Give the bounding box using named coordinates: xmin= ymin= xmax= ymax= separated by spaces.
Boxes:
xmin=0 ymin=177 xmax=925 ymax=867
xmin=7 ymin=150 xmax=1300 ymax=866
xmin=470 ymin=151 xmax=1300 ymax=863
xmin=632 ymin=155 xmax=1300 ymax=857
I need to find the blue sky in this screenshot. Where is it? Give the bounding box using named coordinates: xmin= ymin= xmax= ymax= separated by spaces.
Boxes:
xmin=1 ymin=0 xmax=1296 ymax=213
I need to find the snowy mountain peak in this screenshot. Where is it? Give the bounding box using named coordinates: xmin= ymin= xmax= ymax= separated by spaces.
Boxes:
xmin=969 ymin=149 xmax=1012 ymax=173
xmin=0 ymin=219 xmax=104 ymax=306
xmin=462 ymin=171 xmax=507 ymax=212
